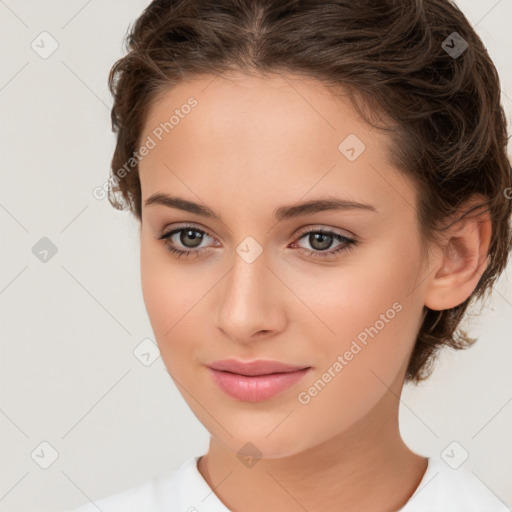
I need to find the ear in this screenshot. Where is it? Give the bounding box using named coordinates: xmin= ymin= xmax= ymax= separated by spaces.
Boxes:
xmin=423 ymin=197 xmax=492 ymax=311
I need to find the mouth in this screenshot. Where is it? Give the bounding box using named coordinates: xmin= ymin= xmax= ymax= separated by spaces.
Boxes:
xmin=206 ymin=358 xmax=310 ymax=376
xmin=206 ymin=360 xmax=312 ymax=402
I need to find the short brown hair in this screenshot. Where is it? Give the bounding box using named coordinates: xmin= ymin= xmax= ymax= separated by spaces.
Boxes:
xmin=106 ymin=0 xmax=512 ymax=383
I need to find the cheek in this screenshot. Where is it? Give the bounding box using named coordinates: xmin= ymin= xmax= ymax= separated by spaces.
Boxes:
xmin=290 ymin=253 xmax=422 ymax=436
xmin=140 ymin=236 xmax=222 ymax=377
xmin=300 ymin=235 xmax=423 ymax=382
xmin=140 ymin=238 xmax=196 ymax=342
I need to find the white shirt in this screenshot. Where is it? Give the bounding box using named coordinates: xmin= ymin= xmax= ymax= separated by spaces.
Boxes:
xmin=67 ymin=455 xmax=510 ymax=512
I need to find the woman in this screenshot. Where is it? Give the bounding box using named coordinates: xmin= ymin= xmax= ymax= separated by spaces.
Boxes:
xmin=70 ymin=0 xmax=511 ymax=510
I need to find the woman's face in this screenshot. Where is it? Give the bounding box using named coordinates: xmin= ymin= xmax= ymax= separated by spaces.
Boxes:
xmin=138 ymin=71 xmax=430 ymax=458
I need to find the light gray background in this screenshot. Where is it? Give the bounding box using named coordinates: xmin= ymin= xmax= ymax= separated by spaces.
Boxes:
xmin=0 ymin=1 xmax=511 ymax=511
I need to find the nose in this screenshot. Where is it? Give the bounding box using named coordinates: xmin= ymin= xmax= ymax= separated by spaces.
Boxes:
xmin=215 ymin=252 xmax=286 ymax=345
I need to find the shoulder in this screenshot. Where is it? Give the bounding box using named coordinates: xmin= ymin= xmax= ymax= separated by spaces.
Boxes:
xmin=400 ymin=457 xmax=510 ymax=512
xmin=64 ymin=456 xmax=205 ymax=512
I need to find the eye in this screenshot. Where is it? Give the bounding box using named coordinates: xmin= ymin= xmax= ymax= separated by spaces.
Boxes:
xmin=291 ymin=226 xmax=357 ymax=260
xmin=155 ymin=224 xmax=357 ymax=260
xmin=156 ymin=224 xmax=216 ymax=259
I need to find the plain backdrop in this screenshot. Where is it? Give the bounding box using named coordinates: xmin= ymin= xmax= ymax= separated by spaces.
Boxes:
xmin=0 ymin=1 xmax=511 ymax=511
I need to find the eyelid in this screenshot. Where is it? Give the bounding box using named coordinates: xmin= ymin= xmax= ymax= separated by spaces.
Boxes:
xmin=160 ymin=222 xmax=356 ymax=243
xmin=293 ymin=224 xmax=356 ymax=240
xmin=161 ymin=221 xmax=215 ymax=238
xmin=158 ymin=218 xmax=361 ymax=263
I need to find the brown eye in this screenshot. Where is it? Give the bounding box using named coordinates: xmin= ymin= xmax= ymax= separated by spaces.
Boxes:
xmin=293 ymin=228 xmax=357 ymax=260
xmin=178 ymin=228 xmax=204 ymax=249
xmin=307 ymin=232 xmax=335 ymax=251
xmin=157 ymin=225 xmax=215 ymax=259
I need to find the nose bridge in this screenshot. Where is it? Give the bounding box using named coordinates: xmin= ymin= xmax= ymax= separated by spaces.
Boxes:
xmin=224 ymin=243 xmax=270 ymax=313
xmin=215 ymin=241 xmax=280 ymax=340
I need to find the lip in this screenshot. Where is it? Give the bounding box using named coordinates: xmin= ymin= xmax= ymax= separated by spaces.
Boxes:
xmin=206 ymin=359 xmax=312 ymax=402
xmin=207 ymin=359 xmax=310 ymax=376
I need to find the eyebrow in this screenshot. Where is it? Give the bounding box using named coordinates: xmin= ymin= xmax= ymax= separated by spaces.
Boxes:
xmin=144 ymin=193 xmax=377 ymax=222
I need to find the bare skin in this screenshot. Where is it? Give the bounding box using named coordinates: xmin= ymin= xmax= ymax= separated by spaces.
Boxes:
xmin=137 ymin=71 xmax=491 ymax=511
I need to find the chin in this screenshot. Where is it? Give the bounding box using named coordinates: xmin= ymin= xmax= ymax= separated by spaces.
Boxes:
xmin=213 ymin=428 xmax=311 ymax=461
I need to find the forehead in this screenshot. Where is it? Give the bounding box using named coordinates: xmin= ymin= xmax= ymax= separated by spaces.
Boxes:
xmin=141 ymin=71 xmax=379 ymax=153
xmin=138 ymin=71 xmax=415 ymax=219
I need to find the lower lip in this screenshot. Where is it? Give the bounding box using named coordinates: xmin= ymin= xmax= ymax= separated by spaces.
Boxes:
xmin=207 ymin=367 xmax=312 ymax=402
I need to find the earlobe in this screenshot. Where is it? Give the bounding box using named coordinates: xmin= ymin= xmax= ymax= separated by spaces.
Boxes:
xmin=423 ymin=204 xmax=492 ymax=312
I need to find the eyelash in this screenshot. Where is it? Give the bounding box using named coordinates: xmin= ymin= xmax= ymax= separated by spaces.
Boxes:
xmin=156 ymin=223 xmax=357 ymax=261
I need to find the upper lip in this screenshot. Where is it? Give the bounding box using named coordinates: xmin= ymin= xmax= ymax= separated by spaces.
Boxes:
xmin=207 ymin=359 xmax=310 ymax=376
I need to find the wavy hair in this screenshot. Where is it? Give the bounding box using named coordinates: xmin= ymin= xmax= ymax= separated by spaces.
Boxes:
xmin=106 ymin=0 xmax=512 ymax=383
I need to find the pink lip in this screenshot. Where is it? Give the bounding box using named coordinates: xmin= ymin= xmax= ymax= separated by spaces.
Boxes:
xmin=206 ymin=359 xmax=312 ymax=402
xmin=207 ymin=359 xmax=309 ymax=376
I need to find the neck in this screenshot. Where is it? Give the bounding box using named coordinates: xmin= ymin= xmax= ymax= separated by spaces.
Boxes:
xmin=197 ymin=384 xmax=428 ymax=512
